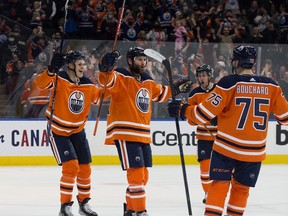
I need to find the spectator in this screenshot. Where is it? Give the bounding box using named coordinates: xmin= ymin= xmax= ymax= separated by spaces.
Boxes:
xmin=278 ymin=3 xmax=288 ymax=34
xmin=173 ymin=19 xmax=187 ymax=55
xmin=214 ymin=61 xmax=229 ymax=83
xmin=250 ymin=26 xmax=264 ymax=44
xmin=0 ymin=17 xmax=11 ymax=34
xmin=278 ymin=71 xmax=288 ymax=100
xmin=41 ymin=0 xmax=57 ymax=36
xmin=22 ymin=64 xmax=50 ymax=118
xmin=225 ymin=0 xmax=240 ymax=16
xmin=5 ymin=52 xmax=24 ymax=95
xmin=3 ymin=0 xmax=25 ymax=23
xmin=50 ymin=31 xmax=62 ymax=52
xmin=254 ymin=7 xmax=270 ymax=32
xmin=100 ymin=9 xmax=117 ymax=40
xmin=31 ymin=31 xmax=49 ymax=65
xmin=216 ymin=22 xmax=235 ymax=59
xmin=146 ymin=22 xmax=166 ymax=50
xmin=26 ymin=1 xmax=46 ymax=29
xmin=154 ymin=0 xmax=175 ymax=41
xmin=120 ymin=14 xmax=143 ymax=41
xmin=261 ymin=59 xmax=277 ymax=80
xmin=246 ymin=0 xmax=259 ymax=36
xmin=75 ymin=0 xmax=97 ymax=39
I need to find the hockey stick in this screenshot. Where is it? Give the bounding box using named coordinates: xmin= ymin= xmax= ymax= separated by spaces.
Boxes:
xmin=93 ymin=0 xmax=126 ymax=136
xmin=47 ymin=0 xmax=69 ymax=138
xmin=144 ymin=49 xmax=193 ymax=216
xmin=153 ymin=63 xmax=214 ymax=142
xmin=203 ymin=123 xmax=215 ymax=139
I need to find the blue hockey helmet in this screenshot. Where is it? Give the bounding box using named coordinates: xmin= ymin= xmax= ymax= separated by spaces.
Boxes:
xmin=196 ymin=64 xmax=212 ymax=77
xmin=126 ymin=46 xmax=146 ymax=62
xmin=65 ymin=50 xmax=86 ymax=64
xmin=232 ymin=45 xmax=256 ymax=69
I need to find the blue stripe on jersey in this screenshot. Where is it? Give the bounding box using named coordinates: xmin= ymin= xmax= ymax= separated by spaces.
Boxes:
xmin=217 ymin=74 xmax=278 ymax=89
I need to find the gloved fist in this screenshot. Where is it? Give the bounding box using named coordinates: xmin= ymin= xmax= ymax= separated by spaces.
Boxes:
xmin=167 ymin=100 xmax=190 ymax=120
xmin=48 ymin=53 xmax=65 ymax=73
xmin=99 ymin=50 xmax=120 ymax=72
xmin=210 ymin=116 xmax=218 ymax=126
xmin=174 ymin=77 xmax=193 ymax=95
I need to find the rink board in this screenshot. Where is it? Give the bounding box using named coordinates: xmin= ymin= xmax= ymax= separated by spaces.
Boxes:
xmin=0 ymin=120 xmax=288 ymax=165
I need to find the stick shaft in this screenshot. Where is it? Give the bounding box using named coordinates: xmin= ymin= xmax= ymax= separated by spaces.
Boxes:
xmin=47 ymin=0 xmax=69 ymax=136
xmin=203 ymin=123 xmax=215 ymax=139
xmin=163 ymin=59 xmax=193 ymax=216
xmin=93 ymin=0 xmax=126 ymax=136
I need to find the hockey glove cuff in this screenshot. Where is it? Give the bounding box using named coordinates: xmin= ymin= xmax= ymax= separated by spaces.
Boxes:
xmin=99 ymin=50 xmax=120 ymax=73
xmin=48 ymin=53 xmax=65 ymax=74
xmin=173 ymin=77 xmax=193 ymax=95
xmin=167 ymin=100 xmax=190 ymax=120
xmin=210 ymin=116 xmax=218 ymax=126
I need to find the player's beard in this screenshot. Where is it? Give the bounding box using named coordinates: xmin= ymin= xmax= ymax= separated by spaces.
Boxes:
xmin=131 ymin=64 xmax=144 ymax=75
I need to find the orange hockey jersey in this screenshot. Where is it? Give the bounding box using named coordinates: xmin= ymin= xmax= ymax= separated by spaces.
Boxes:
xmin=36 ymin=70 xmax=104 ymax=136
xmin=98 ymin=68 xmax=172 ymax=144
xmin=25 ymin=73 xmax=50 ymax=105
xmin=184 ymin=74 xmax=288 ymax=162
xmin=188 ymin=84 xmax=217 ymax=141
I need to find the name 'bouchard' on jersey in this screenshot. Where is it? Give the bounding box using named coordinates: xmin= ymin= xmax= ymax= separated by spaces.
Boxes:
xmin=236 ymin=84 xmax=269 ymax=95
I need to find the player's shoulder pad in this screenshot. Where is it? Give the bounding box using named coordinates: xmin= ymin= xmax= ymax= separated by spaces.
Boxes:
xmin=141 ymin=71 xmax=153 ymax=81
xmin=115 ymin=67 xmax=130 ymax=76
xmin=59 ymin=71 xmax=93 ymax=85
xmin=116 ymin=68 xmax=153 ymax=81
xmin=217 ymin=74 xmax=279 ymax=89
xmin=189 ymin=86 xmax=203 ymax=97
xmin=80 ymin=76 xmax=94 ymax=85
xmin=257 ymin=76 xmax=279 ymax=86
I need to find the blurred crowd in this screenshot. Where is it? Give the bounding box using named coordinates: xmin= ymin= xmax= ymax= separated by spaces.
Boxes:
xmin=0 ymin=0 xmax=288 ymax=118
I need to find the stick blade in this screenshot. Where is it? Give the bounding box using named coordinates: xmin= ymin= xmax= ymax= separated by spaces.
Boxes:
xmin=144 ymin=49 xmax=166 ymax=63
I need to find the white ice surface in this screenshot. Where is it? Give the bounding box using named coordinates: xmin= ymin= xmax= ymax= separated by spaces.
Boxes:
xmin=0 ymin=165 xmax=287 ymax=215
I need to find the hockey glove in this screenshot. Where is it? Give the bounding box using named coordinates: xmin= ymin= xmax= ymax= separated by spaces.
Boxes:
xmin=167 ymin=100 xmax=190 ymax=120
xmin=210 ymin=116 xmax=218 ymax=126
xmin=99 ymin=50 xmax=120 ymax=73
xmin=173 ymin=77 xmax=193 ymax=95
xmin=48 ymin=53 xmax=65 ymax=74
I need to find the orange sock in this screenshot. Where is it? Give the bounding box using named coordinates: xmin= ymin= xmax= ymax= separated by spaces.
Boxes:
xmin=200 ymin=159 xmax=212 ymax=193
xmin=60 ymin=160 xmax=79 ymax=204
xmin=126 ymin=167 xmax=147 ymax=212
xmin=226 ymin=179 xmax=250 ymax=215
xmin=205 ymin=180 xmax=230 ymax=216
xmin=77 ymin=164 xmax=91 ymax=202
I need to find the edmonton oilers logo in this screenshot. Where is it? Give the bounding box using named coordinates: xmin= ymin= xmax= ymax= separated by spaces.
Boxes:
xmin=136 ymin=88 xmax=150 ymax=113
xmin=68 ymin=91 xmax=84 ymax=113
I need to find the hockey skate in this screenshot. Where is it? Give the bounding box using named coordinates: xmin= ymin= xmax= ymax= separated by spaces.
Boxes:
xmin=59 ymin=201 xmax=74 ymax=216
xmin=136 ymin=211 xmax=149 ymax=216
xmin=123 ymin=203 xmax=136 ymax=216
xmin=77 ymin=196 xmax=98 ymax=216
xmin=202 ymin=193 xmax=207 ymax=204
xmin=123 ymin=203 xmax=149 ymax=216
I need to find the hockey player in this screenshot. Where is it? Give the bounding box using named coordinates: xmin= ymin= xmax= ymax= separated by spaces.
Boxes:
xmin=35 ymin=50 xmax=101 ymax=216
xmin=187 ymin=64 xmax=217 ymax=203
xmin=98 ymin=46 xmax=192 ymax=216
xmin=167 ymin=45 xmax=288 ymax=216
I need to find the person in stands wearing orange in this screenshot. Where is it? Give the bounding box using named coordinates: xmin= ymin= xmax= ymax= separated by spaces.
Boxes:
xmin=22 ymin=64 xmax=50 ymax=118
xmin=167 ymin=45 xmax=288 ymax=216
xmin=35 ymin=50 xmax=103 ymax=216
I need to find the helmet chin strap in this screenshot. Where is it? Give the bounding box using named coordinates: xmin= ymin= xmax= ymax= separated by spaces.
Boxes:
xmin=68 ymin=63 xmax=81 ymax=78
xmin=68 ymin=64 xmax=80 ymax=84
xmin=198 ymin=77 xmax=212 ymax=91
